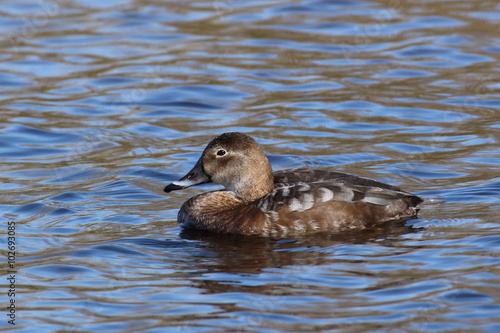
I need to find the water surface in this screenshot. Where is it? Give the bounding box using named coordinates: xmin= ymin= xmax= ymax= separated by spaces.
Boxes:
xmin=1 ymin=0 xmax=499 ymax=332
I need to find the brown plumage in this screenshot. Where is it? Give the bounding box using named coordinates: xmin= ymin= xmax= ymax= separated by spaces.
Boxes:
xmin=164 ymin=132 xmax=432 ymax=237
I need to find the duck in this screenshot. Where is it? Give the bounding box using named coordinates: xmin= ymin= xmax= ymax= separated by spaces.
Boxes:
xmin=164 ymin=132 xmax=430 ymax=237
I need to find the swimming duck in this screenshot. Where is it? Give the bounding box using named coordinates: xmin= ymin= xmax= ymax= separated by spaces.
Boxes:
xmin=164 ymin=132 xmax=428 ymax=237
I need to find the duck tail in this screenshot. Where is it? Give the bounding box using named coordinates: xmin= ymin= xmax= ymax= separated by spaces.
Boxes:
xmin=417 ymin=198 xmax=444 ymax=208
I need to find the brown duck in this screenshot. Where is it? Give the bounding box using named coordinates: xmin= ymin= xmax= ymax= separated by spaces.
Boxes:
xmin=164 ymin=132 xmax=433 ymax=236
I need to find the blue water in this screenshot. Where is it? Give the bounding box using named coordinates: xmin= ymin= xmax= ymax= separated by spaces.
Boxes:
xmin=1 ymin=0 xmax=499 ymax=332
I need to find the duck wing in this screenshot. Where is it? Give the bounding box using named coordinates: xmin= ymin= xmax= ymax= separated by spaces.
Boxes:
xmin=272 ymin=167 xmax=405 ymax=192
xmin=268 ymin=167 xmax=423 ymax=209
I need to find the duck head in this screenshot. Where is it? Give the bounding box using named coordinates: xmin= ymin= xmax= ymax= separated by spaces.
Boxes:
xmin=164 ymin=132 xmax=274 ymax=202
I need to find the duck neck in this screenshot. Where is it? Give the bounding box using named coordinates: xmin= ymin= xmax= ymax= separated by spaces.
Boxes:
xmin=234 ymin=164 xmax=274 ymax=202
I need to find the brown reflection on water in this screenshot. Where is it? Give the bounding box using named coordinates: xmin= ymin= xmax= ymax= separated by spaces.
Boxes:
xmin=179 ymin=220 xmax=418 ymax=274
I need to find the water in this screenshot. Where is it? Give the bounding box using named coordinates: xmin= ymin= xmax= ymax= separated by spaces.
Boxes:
xmin=1 ymin=0 xmax=499 ymax=332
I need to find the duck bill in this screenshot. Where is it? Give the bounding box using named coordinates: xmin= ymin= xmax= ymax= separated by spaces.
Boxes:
xmin=164 ymin=159 xmax=210 ymax=193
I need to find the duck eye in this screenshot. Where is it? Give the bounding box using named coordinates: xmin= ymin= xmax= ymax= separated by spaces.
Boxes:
xmin=216 ymin=149 xmax=226 ymax=157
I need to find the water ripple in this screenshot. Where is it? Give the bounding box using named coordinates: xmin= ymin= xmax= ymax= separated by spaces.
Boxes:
xmin=1 ymin=0 xmax=499 ymax=332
